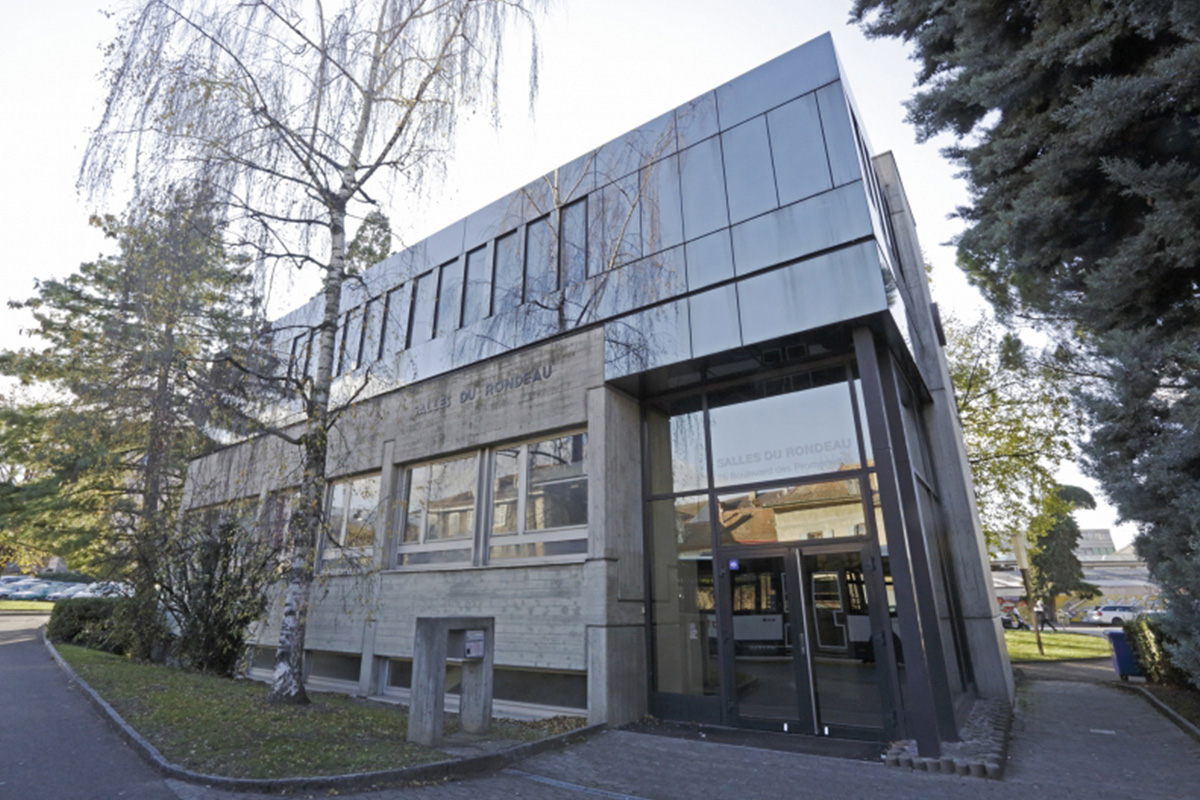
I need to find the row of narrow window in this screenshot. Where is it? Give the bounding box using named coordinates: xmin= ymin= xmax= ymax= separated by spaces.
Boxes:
xmin=286 ymin=198 xmax=590 ymax=380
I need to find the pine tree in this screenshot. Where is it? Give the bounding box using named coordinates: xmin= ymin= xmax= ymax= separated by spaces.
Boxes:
xmin=853 ymin=0 xmax=1200 ymax=684
xmin=1 ymin=186 xmax=259 ymax=655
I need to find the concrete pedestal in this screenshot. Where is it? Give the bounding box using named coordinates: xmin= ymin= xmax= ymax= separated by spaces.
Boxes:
xmin=407 ymin=616 xmax=495 ymax=746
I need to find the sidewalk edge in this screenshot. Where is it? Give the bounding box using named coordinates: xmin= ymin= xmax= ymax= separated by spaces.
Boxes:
xmin=1131 ymin=686 xmax=1200 ymax=745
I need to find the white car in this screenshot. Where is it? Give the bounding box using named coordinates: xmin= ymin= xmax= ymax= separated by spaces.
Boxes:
xmin=1089 ymin=604 xmax=1141 ymax=626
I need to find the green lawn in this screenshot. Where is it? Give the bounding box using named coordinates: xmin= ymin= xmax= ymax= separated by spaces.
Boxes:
xmin=56 ymin=645 xmax=584 ymax=779
xmin=0 ymin=600 xmax=55 ymax=612
xmin=1004 ymin=629 xmax=1113 ymax=662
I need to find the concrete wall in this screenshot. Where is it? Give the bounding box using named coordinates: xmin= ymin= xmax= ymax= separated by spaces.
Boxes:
xmin=202 ymin=326 xmax=655 ymax=721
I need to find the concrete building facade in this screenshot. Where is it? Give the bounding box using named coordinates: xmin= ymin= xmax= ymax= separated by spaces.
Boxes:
xmin=182 ymin=34 xmax=1012 ymax=755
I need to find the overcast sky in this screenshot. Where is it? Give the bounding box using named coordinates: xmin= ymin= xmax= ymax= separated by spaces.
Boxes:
xmin=0 ymin=0 xmax=1136 ymax=547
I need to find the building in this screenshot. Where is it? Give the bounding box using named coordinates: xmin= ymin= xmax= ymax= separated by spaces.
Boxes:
xmin=1076 ymin=528 xmax=1117 ymax=559
xmin=182 ymin=33 xmax=1012 ymax=755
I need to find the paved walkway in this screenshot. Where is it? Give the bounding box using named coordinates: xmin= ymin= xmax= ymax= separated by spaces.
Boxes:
xmin=0 ymin=614 xmax=183 ymax=800
xmin=5 ymin=614 xmax=1199 ymax=800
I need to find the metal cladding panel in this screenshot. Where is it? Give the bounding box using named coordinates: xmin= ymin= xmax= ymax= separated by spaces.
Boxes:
xmin=714 ymin=32 xmax=841 ymax=129
xmin=273 ymin=33 xmax=898 ymax=403
xmin=737 ymin=241 xmax=889 ymax=347
xmin=730 ymin=181 xmax=874 ymax=276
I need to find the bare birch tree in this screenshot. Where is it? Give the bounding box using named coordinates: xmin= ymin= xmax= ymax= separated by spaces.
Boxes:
xmin=82 ymin=0 xmax=544 ymax=703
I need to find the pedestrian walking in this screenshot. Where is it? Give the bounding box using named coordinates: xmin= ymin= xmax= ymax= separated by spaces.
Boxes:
xmin=1035 ymin=599 xmax=1058 ymax=632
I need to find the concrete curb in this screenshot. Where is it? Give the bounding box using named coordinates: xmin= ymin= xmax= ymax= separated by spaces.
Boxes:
xmin=42 ymin=631 xmax=604 ymax=794
xmin=1130 ymin=686 xmax=1200 ymax=745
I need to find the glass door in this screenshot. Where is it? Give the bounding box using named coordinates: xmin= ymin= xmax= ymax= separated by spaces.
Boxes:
xmin=800 ymin=547 xmax=887 ymax=735
xmin=721 ymin=551 xmax=816 ymax=733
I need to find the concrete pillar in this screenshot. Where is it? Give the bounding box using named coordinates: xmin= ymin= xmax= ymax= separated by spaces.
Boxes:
xmin=584 ymin=385 xmax=648 ymax=725
xmin=873 ymin=152 xmax=1015 ymax=704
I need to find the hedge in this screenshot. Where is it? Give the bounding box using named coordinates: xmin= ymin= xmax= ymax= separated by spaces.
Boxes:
xmin=1123 ymin=614 xmax=1191 ymax=688
xmin=47 ymin=597 xmax=132 ymax=654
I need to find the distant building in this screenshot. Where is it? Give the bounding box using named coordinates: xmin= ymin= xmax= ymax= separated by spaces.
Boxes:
xmin=1076 ymin=528 xmax=1117 ymax=559
xmin=182 ymin=34 xmax=1011 ymax=755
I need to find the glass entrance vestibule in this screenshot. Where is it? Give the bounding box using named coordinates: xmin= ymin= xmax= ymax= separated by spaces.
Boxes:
xmin=643 ymin=338 xmax=971 ymax=743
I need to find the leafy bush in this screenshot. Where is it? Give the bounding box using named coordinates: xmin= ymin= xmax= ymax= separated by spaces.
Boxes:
xmin=38 ymin=570 xmax=95 ymax=584
xmin=47 ymin=597 xmax=132 ymax=654
xmin=1124 ymin=615 xmax=1192 ymax=688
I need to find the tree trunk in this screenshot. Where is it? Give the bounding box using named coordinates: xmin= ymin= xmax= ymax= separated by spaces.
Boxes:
xmin=269 ymin=204 xmax=347 ymax=704
xmin=132 ymin=330 xmax=177 ymax=661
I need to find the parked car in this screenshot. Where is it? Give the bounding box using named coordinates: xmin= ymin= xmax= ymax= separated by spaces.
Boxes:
xmin=1089 ymin=604 xmax=1141 ymax=626
xmin=46 ymin=584 xmax=92 ymax=601
xmin=8 ymin=581 xmax=59 ymax=601
xmin=74 ymin=581 xmax=133 ymax=599
xmin=0 ymin=578 xmax=41 ymax=599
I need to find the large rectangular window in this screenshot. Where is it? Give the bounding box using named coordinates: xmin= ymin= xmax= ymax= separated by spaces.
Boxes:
xmin=396 ymin=453 xmax=477 ymax=567
xmin=488 ymin=433 xmax=588 ymax=562
xmin=322 ymin=473 xmax=381 ymax=562
xmin=392 ymin=432 xmax=589 ymax=568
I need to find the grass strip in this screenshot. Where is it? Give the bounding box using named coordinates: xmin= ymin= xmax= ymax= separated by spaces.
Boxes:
xmin=56 ymin=645 xmax=583 ymax=779
xmin=0 ymin=600 xmax=55 ymax=612
xmin=1004 ymin=630 xmax=1113 ymax=662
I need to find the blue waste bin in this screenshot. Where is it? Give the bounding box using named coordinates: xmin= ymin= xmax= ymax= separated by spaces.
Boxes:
xmin=1105 ymin=630 xmax=1143 ymax=681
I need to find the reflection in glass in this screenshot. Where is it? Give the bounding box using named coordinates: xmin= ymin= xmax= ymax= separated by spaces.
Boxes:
xmin=337 ymin=307 xmax=361 ymax=375
xmin=815 ymin=82 xmax=861 ymax=187
xmin=324 ymin=474 xmax=380 ymax=558
xmin=721 ymin=116 xmax=778 ymax=224
xmin=678 ymin=136 xmax=729 ymax=240
xmin=435 ymin=258 xmax=463 ymax=338
xmin=360 ymin=297 xmax=382 ymax=365
xmin=640 ymin=154 xmax=684 ymax=255
xmin=403 ymin=454 xmax=477 ymax=544
xmin=426 ymin=457 xmax=477 ymax=540
xmin=684 ymin=229 xmax=735 ymax=291
xmin=708 ymin=375 xmax=861 ymax=486
xmin=561 ymin=198 xmax=588 ymax=286
xmin=381 ymin=284 xmax=412 ymax=357
xmin=345 ymin=476 xmax=380 ymax=547
xmin=492 ymin=230 xmax=523 ymax=314
xmin=650 ymin=496 xmax=720 ymax=696
xmin=491 ymin=446 xmax=519 ymax=535
xmin=409 ymin=271 xmax=437 ymax=345
xmin=461 ymin=247 xmax=491 ymax=327
xmin=768 ymin=92 xmax=833 ymax=205
xmin=803 ymin=550 xmax=884 ymax=730
xmin=489 ymin=539 xmax=588 ymax=561
xmin=590 ymin=175 xmax=642 ymax=274
xmin=647 ymin=406 xmax=707 ymax=496
xmin=727 ymin=555 xmax=802 ymax=721
xmin=716 ymin=477 xmax=868 ymax=546
xmin=526 ymin=434 xmax=587 ymax=530
xmin=525 ymin=214 xmax=557 ymax=298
